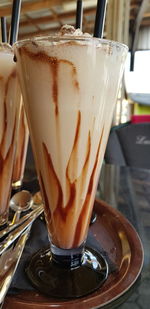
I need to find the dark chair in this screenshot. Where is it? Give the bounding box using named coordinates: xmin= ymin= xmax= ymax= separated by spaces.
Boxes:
xmin=105 ymin=122 xmax=150 ymax=169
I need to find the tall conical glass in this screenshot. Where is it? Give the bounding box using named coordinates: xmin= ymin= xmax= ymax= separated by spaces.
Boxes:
xmin=0 ymin=43 xmax=21 ymax=227
xmin=14 ymin=36 xmax=128 ymax=298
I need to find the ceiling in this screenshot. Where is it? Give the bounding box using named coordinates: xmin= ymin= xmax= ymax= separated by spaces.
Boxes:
xmin=0 ymin=0 xmax=150 ymax=40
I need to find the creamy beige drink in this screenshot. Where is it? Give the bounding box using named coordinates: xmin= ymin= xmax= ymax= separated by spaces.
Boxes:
xmin=0 ymin=43 xmax=21 ymax=225
xmin=15 ymin=26 xmax=127 ymax=248
xmin=12 ymin=99 xmax=29 ymax=188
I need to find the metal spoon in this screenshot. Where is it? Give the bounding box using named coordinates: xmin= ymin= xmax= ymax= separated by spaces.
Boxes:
xmin=0 ymin=191 xmax=42 ymax=240
xmin=10 ymin=190 xmax=33 ymax=223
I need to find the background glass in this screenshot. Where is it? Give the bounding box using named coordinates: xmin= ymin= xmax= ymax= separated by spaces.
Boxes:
xmin=0 ymin=43 xmax=21 ymax=226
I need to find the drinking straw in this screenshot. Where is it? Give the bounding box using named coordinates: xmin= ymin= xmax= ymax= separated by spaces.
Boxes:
xmin=94 ymin=0 xmax=107 ymax=38
xmin=76 ymin=0 xmax=83 ymax=30
xmin=10 ymin=0 xmax=22 ymax=45
xmin=1 ymin=17 xmax=7 ymax=43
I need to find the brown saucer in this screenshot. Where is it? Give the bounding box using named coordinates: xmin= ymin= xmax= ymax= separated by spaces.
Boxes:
xmin=3 ymin=199 xmax=144 ymax=309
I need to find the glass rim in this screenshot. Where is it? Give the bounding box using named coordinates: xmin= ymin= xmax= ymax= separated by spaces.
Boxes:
xmin=0 ymin=42 xmax=13 ymax=53
xmin=14 ymin=35 xmax=128 ymax=52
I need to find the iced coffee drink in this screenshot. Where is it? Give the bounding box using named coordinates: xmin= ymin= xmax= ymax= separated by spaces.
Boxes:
xmin=14 ymin=26 xmax=127 ymax=249
xmin=12 ymin=99 xmax=29 ymax=188
xmin=0 ymin=43 xmax=21 ymax=226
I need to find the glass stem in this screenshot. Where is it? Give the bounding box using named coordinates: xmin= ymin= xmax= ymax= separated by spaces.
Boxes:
xmin=51 ymin=243 xmax=84 ymax=268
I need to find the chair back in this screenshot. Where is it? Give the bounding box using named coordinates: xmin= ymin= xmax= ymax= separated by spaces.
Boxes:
xmin=105 ymin=122 xmax=150 ymax=169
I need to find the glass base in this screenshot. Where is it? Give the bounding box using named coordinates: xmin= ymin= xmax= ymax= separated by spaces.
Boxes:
xmin=26 ymin=245 xmax=108 ymax=299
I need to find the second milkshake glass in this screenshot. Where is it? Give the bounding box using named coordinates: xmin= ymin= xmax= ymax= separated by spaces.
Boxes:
xmin=0 ymin=43 xmax=21 ymax=227
xmin=14 ymin=36 xmax=128 ymax=298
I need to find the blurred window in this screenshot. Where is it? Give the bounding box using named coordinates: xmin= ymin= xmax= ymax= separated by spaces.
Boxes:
xmin=134 ymin=50 xmax=150 ymax=73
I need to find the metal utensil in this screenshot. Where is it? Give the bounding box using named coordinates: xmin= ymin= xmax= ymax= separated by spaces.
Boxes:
xmin=0 ymin=226 xmax=31 ymax=305
xmin=10 ymin=190 xmax=33 ymax=223
xmin=0 ymin=192 xmax=43 ymax=241
xmin=0 ymin=191 xmax=44 ymax=305
xmin=0 ymin=205 xmax=43 ymax=256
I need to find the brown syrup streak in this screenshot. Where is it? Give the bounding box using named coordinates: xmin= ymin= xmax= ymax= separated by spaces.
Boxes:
xmin=42 ymin=143 xmax=64 ymax=218
xmin=73 ymin=128 xmax=104 ymax=247
xmin=63 ymin=183 xmax=76 ymax=220
xmin=0 ymin=116 xmax=17 ymax=211
xmin=10 ymin=70 xmax=16 ymax=79
xmin=19 ymin=47 xmax=79 ymax=115
xmin=51 ymin=58 xmax=58 ymax=115
xmin=0 ymin=70 xmax=16 ymax=152
xmin=0 ymin=100 xmax=7 ymax=150
xmin=8 ymin=115 xmax=17 ymax=161
xmin=61 ymin=59 xmax=79 ymax=91
xmin=0 ymin=153 xmax=3 ymax=174
xmin=19 ymin=113 xmax=26 ymax=172
xmin=13 ymin=108 xmax=26 ymax=180
xmin=83 ymin=132 xmax=91 ymax=170
xmin=39 ymin=173 xmax=51 ymax=222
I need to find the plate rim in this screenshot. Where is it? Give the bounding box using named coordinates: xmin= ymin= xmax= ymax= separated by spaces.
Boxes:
xmin=4 ymin=198 xmax=144 ymax=309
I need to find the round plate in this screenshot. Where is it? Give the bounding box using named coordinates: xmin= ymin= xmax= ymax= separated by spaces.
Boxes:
xmin=3 ymin=199 xmax=144 ymax=309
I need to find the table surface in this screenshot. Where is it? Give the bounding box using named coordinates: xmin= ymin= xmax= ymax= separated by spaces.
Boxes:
xmin=97 ymin=163 xmax=150 ymax=309
xmin=5 ymin=163 xmax=150 ymax=308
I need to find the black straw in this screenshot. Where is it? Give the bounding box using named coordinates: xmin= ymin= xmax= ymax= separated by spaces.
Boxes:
xmin=76 ymin=0 xmax=83 ymax=30
xmin=94 ymin=0 xmax=107 ymax=38
xmin=1 ymin=17 xmax=7 ymax=43
xmin=10 ymin=0 xmax=22 ymax=45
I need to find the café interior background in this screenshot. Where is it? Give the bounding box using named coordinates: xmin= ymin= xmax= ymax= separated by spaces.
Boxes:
xmin=0 ymin=0 xmax=150 ymax=126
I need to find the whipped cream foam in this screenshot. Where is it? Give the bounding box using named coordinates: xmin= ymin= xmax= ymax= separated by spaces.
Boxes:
xmin=0 ymin=43 xmax=13 ymax=53
xmin=57 ymin=24 xmax=91 ymax=37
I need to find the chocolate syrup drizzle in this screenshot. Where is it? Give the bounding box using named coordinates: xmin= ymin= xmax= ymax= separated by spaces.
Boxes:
xmin=19 ymin=47 xmax=79 ymax=116
xmin=12 ymin=105 xmax=27 ymax=181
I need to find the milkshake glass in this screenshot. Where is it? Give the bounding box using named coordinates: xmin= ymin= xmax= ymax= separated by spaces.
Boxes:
xmin=12 ymin=98 xmax=29 ymax=189
xmin=0 ymin=43 xmax=21 ymax=226
xmin=14 ymin=33 xmax=128 ymax=298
